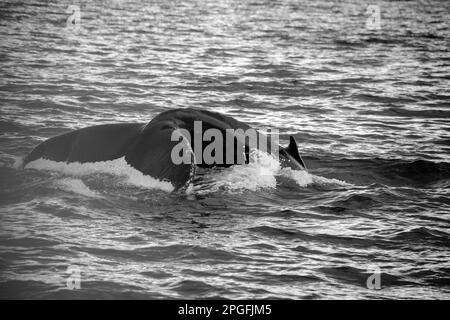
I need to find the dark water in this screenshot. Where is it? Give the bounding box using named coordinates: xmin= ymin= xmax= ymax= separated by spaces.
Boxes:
xmin=1 ymin=0 xmax=449 ymax=299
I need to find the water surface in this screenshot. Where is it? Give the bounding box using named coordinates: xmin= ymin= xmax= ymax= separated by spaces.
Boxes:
xmin=0 ymin=0 xmax=449 ymax=299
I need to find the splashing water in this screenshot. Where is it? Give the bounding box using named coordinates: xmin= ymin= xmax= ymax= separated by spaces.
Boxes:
xmin=25 ymin=157 xmax=174 ymax=192
xmin=192 ymin=150 xmax=339 ymax=194
xmin=204 ymin=150 xmax=281 ymax=192
xmin=1 ymin=0 xmax=449 ymax=300
xmin=56 ymin=178 xmax=100 ymax=198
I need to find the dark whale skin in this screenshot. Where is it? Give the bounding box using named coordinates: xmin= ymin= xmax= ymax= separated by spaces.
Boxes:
xmin=23 ymin=108 xmax=305 ymax=190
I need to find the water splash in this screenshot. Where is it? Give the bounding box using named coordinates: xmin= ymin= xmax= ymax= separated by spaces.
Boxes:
xmin=56 ymin=178 xmax=100 ymax=198
xmin=279 ymin=167 xmax=314 ymax=187
xmin=12 ymin=157 xmax=24 ymax=169
xmin=311 ymin=174 xmax=354 ymax=188
xmin=193 ymin=150 xmax=280 ymax=193
xmin=192 ymin=149 xmax=353 ymax=194
xmin=25 ymin=157 xmax=174 ymax=192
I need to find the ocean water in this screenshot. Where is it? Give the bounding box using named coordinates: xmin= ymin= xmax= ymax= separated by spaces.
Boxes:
xmin=0 ymin=0 xmax=449 ymax=299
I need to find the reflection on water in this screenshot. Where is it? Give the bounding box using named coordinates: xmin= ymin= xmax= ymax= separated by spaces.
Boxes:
xmin=0 ymin=0 xmax=449 ymax=299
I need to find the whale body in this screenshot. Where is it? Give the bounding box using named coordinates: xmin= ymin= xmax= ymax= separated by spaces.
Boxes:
xmin=23 ymin=108 xmax=306 ymax=190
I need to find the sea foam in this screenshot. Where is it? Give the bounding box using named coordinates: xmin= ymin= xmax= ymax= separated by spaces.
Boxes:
xmin=25 ymin=157 xmax=174 ymax=192
xmin=194 ymin=150 xmax=282 ymax=193
xmin=13 ymin=157 xmax=24 ymax=169
xmin=57 ymin=178 xmax=100 ymax=198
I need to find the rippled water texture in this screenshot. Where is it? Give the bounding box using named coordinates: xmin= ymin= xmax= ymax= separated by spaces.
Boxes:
xmin=0 ymin=0 xmax=449 ymax=299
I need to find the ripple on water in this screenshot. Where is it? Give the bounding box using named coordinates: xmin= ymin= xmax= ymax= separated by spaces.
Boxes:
xmin=0 ymin=0 xmax=449 ymax=299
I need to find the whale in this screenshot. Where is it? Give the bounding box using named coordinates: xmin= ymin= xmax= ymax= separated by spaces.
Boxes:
xmin=22 ymin=108 xmax=306 ymax=190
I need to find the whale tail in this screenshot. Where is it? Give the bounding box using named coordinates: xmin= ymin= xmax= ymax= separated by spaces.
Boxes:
xmin=22 ymin=122 xmax=197 ymax=191
xmin=282 ymin=136 xmax=307 ymax=170
xmin=125 ymin=120 xmax=196 ymax=191
xmin=22 ymin=109 xmax=306 ymax=191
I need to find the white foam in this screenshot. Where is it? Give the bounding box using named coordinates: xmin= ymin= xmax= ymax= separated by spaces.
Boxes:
xmin=279 ymin=167 xmax=314 ymax=187
xmin=193 ymin=150 xmax=352 ymax=194
xmin=24 ymin=155 xmax=350 ymax=194
xmin=311 ymin=174 xmax=353 ymax=187
xmin=195 ymin=150 xmax=281 ymax=193
xmin=13 ymin=157 xmax=24 ymax=169
xmin=280 ymin=166 xmax=352 ymax=188
xmin=25 ymin=157 xmax=174 ymax=192
xmin=57 ymin=178 xmax=100 ymax=198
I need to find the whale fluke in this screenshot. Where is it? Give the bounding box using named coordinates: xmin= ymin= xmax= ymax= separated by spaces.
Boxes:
xmin=22 ymin=108 xmax=307 ymax=192
xmin=284 ymin=136 xmax=306 ymax=170
xmin=23 ymin=121 xmax=196 ymax=190
xmin=125 ymin=120 xmax=196 ymax=190
xmin=23 ymin=123 xmax=144 ymax=165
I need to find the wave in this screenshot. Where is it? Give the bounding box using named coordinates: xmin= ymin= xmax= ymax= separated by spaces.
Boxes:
xmin=312 ymin=157 xmax=450 ymax=186
xmin=391 ymin=227 xmax=450 ymax=247
xmin=381 ymin=159 xmax=450 ymax=183
xmin=56 ymin=178 xmax=100 ymax=198
xmin=0 ymin=120 xmax=27 ymax=133
xmin=192 ymin=150 xmax=281 ymax=193
xmin=362 ymin=107 xmax=450 ymax=119
xmin=192 ymin=151 xmax=351 ymax=194
xmin=319 ymin=265 xmax=413 ymax=287
xmin=23 ymin=154 xmax=445 ymax=194
xmin=280 ymin=167 xmax=352 ymax=190
xmin=18 ymin=152 xmax=353 ymax=196
xmin=19 ymin=151 xmax=358 ymax=195
xmin=78 ymin=244 xmax=241 ymax=263
xmin=13 ymin=157 xmax=24 ymax=169
xmin=279 ymin=168 xmax=313 ymax=187
xmin=24 ymin=157 xmax=174 ymax=192
xmin=329 ymin=194 xmax=380 ymax=210
xmin=311 ymin=174 xmax=353 ymax=188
